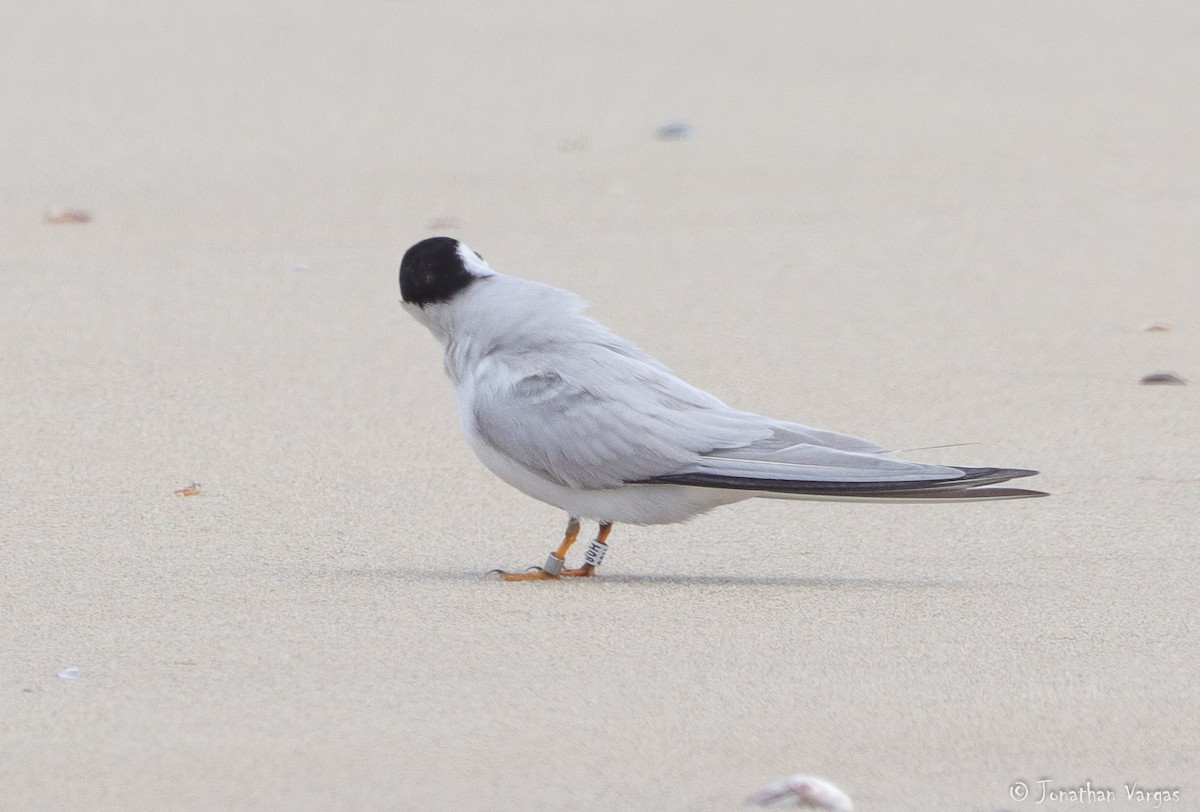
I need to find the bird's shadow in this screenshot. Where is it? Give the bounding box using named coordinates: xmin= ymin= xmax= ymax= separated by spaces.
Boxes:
xmin=336 ymin=567 xmax=973 ymax=591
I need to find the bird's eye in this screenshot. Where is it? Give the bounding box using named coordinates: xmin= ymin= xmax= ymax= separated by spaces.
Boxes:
xmin=474 ymin=251 xmax=484 ymax=260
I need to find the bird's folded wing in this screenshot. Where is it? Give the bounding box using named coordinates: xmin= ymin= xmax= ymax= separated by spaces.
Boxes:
xmin=469 ymin=353 xmax=776 ymax=489
xmin=466 ymin=344 xmax=1023 ymax=495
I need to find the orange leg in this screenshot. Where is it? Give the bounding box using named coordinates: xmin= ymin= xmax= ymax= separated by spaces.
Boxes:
xmin=560 ymin=522 xmax=612 ymax=577
xmin=493 ymin=517 xmax=581 ymax=581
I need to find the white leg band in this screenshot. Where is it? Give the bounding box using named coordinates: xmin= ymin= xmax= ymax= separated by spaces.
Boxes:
xmin=542 ymin=554 xmax=564 ymax=576
xmin=583 ymin=540 xmax=607 ymax=568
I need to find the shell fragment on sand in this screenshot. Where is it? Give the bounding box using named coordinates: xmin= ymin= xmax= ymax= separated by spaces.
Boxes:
xmin=745 ymin=774 xmax=853 ymax=810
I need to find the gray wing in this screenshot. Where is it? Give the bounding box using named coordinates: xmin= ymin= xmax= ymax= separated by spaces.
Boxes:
xmin=469 ymin=343 xmax=771 ymax=489
xmin=467 ymin=340 xmax=973 ymax=491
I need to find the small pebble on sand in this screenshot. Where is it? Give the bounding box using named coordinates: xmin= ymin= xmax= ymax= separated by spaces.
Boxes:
xmin=655 ymin=121 xmax=693 ymax=141
xmin=1139 ymin=372 xmax=1187 ymax=385
xmin=45 ymin=208 xmax=92 ymax=224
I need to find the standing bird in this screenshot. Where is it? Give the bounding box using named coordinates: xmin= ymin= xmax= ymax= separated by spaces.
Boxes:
xmin=398 ymin=237 xmax=1045 ymax=580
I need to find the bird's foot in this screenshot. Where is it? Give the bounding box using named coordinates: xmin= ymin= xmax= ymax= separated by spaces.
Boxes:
xmin=488 ymin=532 xmax=607 ymax=581
xmin=491 ymin=568 xmax=560 ymax=581
xmin=487 ymin=563 xmax=595 ymax=580
xmin=489 ymin=553 xmax=567 ymax=581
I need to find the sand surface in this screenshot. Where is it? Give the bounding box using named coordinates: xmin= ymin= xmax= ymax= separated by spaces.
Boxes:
xmin=3 ymin=2 xmax=1198 ymax=810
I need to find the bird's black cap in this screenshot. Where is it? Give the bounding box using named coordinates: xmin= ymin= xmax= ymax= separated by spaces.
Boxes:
xmin=399 ymin=237 xmax=481 ymax=307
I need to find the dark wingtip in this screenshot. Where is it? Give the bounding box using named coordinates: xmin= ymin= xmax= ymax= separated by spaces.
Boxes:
xmin=875 ymin=487 xmax=1050 ymax=500
xmin=641 ymin=466 xmax=1043 ymax=497
xmin=953 ymin=466 xmax=1039 ymax=479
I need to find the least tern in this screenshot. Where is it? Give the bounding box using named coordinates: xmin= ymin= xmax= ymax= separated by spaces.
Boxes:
xmin=398 ymin=237 xmax=1045 ymax=580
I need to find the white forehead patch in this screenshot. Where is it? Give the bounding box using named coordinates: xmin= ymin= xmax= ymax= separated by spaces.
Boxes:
xmin=456 ymin=242 xmax=497 ymax=278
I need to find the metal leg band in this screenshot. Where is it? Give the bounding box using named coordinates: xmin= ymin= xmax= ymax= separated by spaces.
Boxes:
xmin=542 ymin=554 xmax=564 ymax=576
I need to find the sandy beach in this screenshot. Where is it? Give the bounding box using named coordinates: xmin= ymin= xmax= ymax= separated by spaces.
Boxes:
xmin=3 ymin=2 xmax=1198 ymax=809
